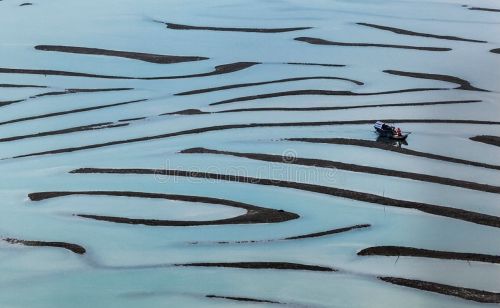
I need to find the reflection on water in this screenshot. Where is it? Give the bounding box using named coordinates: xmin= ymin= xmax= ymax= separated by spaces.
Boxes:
xmin=376 ymin=135 xmax=409 ymax=148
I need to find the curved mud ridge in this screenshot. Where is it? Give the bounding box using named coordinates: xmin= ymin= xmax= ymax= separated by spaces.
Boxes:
xmin=380 ymin=277 xmax=500 ymax=303
xmin=288 ymin=138 xmax=500 ymax=171
xmin=3 ymin=238 xmax=86 ymax=255
xmin=357 ymin=23 xmax=487 ymax=43
xmin=0 ymin=99 xmax=147 ymax=127
xmin=70 ymin=168 xmax=500 ymax=228
xmin=209 ymin=88 xmax=445 ymax=106
xmin=163 ymin=21 xmax=312 ymax=33
xmin=175 ymin=76 xmax=364 ymax=96
xmin=358 ymin=246 xmax=500 ymax=264
xmin=470 ymin=135 xmax=500 ymax=147
xmin=28 ymin=191 xmax=298 ymax=226
xmin=468 ymin=7 xmax=500 ymax=13
xmin=287 ymin=62 xmax=345 ymax=67
xmin=383 ymin=70 xmax=487 ymax=91
xmin=11 ymin=119 xmax=500 ymax=159
xmin=0 ymin=83 xmax=46 ymax=88
xmin=32 ymin=87 xmax=133 ymax=98
xmin=35 ymin=45 xmax=208 ymax=64
xmin=176 ymin=262 xmax=336 ymax=272
xmin=206 ymin=294 xmax=282 ymax=304
xmin=0 ymin=62 xmax=258 ymax=80
xmin=167 ymin=99 xmax=481 ymax=115
xmin=0 ymin=122 xmax=128 ymax=143
xmin=201 ymin=224 xmax=371 ymax=245
xmin=181 ymin=147 xmax=500 ymax=194
xmin=0 ymin=99 xmax=25 ymax=108
xmin=294 ymin=37 xmax=451 ymax=51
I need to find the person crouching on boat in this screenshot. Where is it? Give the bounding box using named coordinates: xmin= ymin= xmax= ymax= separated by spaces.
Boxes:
xmin=395 ymin=127 xmax=402 ymax=136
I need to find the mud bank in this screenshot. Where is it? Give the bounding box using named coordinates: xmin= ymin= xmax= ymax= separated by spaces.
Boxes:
xmin=181 ymin=147 xmax=500 ymax=194
xmin=357 ymin=23 xmax=486 ymax=43
xmin=69 ymin=168 xmax=500 ymax=228
xmin=176 ymin=262 xmax=336 ymax=272
xmin=294 ymin=37 xmax=451 ymax=51
xmin=163 ymin=21 xmax=311 ymax=33
xmin=35 ymin=45 xmax=208 ymax=64
xmin=380 ymin=277 xmax=500 ymax=303
xmin=470 ymin=135 xmax=500 ymax=147
xmin=288 ymin=138 xmax=500 ymax=171
xmin=358 ymin=246 xmax=500 ymax=264
xmin=11 ymin=119 xmax=500 ymax=159
xmin=3 ymin=238 xmax=85 ymax=254
xmin=28 ymin=191 xmax=298 ymax=226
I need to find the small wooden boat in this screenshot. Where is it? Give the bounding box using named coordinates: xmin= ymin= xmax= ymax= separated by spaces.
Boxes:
xmin=374 ymin=121 xmax=409 ymax=140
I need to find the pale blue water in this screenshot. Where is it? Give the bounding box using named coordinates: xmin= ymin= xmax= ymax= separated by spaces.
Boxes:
xmin=0 ymin=0 xmax=499 ymax=307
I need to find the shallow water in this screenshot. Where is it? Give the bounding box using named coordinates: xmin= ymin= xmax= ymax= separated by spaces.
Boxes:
xmin=1 ymin=0 xmax=499 ymax=307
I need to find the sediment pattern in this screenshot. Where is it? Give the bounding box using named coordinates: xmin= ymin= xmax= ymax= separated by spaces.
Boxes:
xmin=28 ymin=191 xmax=299 ymax=226
xmin=3 ymin=238 xmax=86 ymax=254
xmin=35 ymin=45 xmax=208 ymax=64
xmin=163 ymin=22 xmax=312 ymax=33
xmin=295 ymin=37 xmax=451 ymax=51
xmin=69 ymin=168 xmax=500 ymax=228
